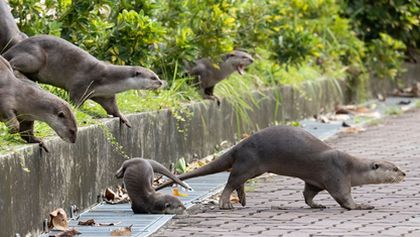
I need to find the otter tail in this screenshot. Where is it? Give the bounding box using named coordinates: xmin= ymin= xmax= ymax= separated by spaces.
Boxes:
xmin=155 ymin=148 xmax=236 ymax=191
xmin=147 ymin=159 xmax=192 ymax=191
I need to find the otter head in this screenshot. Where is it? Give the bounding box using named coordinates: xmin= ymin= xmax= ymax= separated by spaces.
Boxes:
xmin=128 ymin=66 xmax=167 ymax=90
xmin=44 ymin=99 xmax=78 ymax=144
xmin=222 ymin=50 xmax=254 ymax=75
xmin=155 ymin=195 xmax=186 ymax=215
xmin=352 ymin=160 xmax=406 ymax=186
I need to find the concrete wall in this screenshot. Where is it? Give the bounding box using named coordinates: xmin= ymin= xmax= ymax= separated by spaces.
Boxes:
xmin=0 ymin=64 xmax=416 ymax=237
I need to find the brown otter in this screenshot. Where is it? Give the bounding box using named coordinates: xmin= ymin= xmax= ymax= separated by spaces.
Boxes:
xmin=115 ymin=158 xmax=191 ymax=214
xmin=190 ymin=50 xmax=254 ymax=105
xmin=0 ymin=56 xmax=77 ymax=152
xmin=0 ymin=0 xmax=27 ymax=53
xmin=156 ymin=125 xmax=406 ymax=210
xmin=3 ymin=35 xmax=166 ymax=127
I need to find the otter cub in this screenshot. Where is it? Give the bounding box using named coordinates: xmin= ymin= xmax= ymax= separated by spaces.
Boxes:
xmin=0 ymin=0 xmax=27 ymax=53
xmin=0 ymin=56 xmax=77 ymax=152
xmin=190 ymin=50 xmax=254 ymax=105
xmin=116 ymin=158 xmax=191 ymax=214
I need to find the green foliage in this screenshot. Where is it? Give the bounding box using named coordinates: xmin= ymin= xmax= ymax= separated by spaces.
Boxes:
xmin=368 ymin=33 xmax=406 ymax=81
xmin=342 ymin=0 xmax=420 ymax=49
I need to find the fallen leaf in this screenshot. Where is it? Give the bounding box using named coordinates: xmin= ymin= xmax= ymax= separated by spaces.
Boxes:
xmin=78 ymin=219 xmax=95 ymax=226
xmin=398 ymin=100 xmax=411 ymax=105
xmin=99 ymin=221 xmax=121 ymax=226
xmin=241 ymin=133 xmax=250 ymax=139
xmin=49 ymin=208 xmax=68 ymax=231
xmin=376 ymin=93 xmax=386 ymax=101
xmin=342 ymin=121 xmax=351 ymax=127
xmin=49 ymin=228 xmax=81 ymax=237
xmin=111 ymin=225 xmax=133 ymax=236
xmin=105 ymin=188 xmax=116 ymax=201
xmin=343 ymin=127 xmax=366 ymax=134
xmin=172 ymin=187 xmax=189 ymax=197
xmin=355 ymin=106 xmax=370 ymax=113
xmin=104 ymin=186 xmax=130 ymax=204
xmin=230 ymin=196 xmax=240 ymax=204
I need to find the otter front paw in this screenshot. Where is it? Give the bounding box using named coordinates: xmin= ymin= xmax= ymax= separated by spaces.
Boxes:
xmin=119 ymin=116 xmax=132 ymax=128
xmin=38 ymin=141 xmax=50 ymax=153
xmin=219 ymin=199 xmax=234 ymax=209
xmin=308 ymin=203 xmax=326 ymax=209
xmin=354 ymin=204 xmax=374 ymax=210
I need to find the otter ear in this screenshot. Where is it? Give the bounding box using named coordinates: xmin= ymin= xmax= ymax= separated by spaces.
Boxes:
xmin=222 ymin=53 xmax=235 ymax=61
xmin=372 ymin=163 xmax=379 ymax=170
xmin=58 ymin=111 xmax=66 ymax=118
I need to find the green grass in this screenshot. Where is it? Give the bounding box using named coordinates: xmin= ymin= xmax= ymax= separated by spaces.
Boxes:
xmin=385 ymin=106 xmax=402 ymax=116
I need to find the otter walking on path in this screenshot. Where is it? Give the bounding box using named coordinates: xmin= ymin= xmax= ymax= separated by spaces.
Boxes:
xmin=157 ymin=126 xmax=405 ymax=210
xmin=3 ymin=35 xmax=165 ymax=127
xmin=190 ymin=50 xmax=254 ymax=105
xmin=116 ymin=158 xmax=191 ymax=214
xmin=0 ymin=56 xmax=77 ymax=152
xmin=0 ymin=0 xmax=27 ymax=53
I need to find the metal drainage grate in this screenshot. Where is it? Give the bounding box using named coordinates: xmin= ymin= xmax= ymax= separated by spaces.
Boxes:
xmin=43 ymin=172 xmax=229 ymax=237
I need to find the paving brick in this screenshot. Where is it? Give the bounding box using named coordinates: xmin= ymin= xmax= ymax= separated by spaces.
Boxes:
xmin=153 ymin=110 xmax=420 ymax=237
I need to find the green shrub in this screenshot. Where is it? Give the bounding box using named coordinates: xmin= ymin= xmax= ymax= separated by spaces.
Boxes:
xmin=368 ymin=33 xmax=406 ymax=81
xmin=342 ymin=0 xmax=420 ymax=49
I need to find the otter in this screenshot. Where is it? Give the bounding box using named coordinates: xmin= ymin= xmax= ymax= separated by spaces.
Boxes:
xmin=115 ymin=158 xmax=191 ymax=214
xmin=0 ymin=56 xmax=77 ymax=152
xmin=156 ymin=125 xmax=406 ymax=210
xmin=0 ymin=0 xmax=27 ymax=53
xmin=190 ymin=50 xmax=254 ymax=105
xmin=3 ymin=35 xmax=166 ymax=127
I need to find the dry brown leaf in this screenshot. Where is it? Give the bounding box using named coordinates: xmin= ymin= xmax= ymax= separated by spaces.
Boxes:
xmin=230 ymin=196 xmax=240 ymax=204
xmin=355 ymin=106 xmax=370 ymax=113
xmin=104 ymin=186 xmax=130 ymax=204
xmin=343 ymin=127 xmax=366 ymax=134
xmin=78 ymin=219 xmax=96 ymax=226
xmin=111 ymin=225 xmax=133 ymax=236
xmin=49 ymin=228 xmax=80 ymax=237
xmin=105 ymin=188 xmax=116 ymax=201
xmin=49 ymin=208 xmax=68 ymax=231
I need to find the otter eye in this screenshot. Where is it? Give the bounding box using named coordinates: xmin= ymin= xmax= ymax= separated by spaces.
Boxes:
xmin=165 ymin=203 xmax=171 ymax=208
xmin=135 ymin=71 xmax=142 ymax=77
xmin=58 ymin=111 xmax=66 ymax=118
xmin=372 ymin=163 xmax=379 ymax=170
xmin=393 ymin=167 xmax=399 ymax=172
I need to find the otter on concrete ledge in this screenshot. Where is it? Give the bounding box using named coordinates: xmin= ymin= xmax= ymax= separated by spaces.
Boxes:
xmin=3 ymin=35 xmax=166 ymax=127
xmin=189 ymin=50 xmax=254 ymax=105
xmin=0 ymin=56 xmax=77 ymax=152
xmin=156 ymin=125 xmax=406 ymax=210
xmin=116 ymin=158 xmax=191 ymax=214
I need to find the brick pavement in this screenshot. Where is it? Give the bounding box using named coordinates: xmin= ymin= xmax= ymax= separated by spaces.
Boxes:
xmin=154 ymin=110 xmax=420 ymax=237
